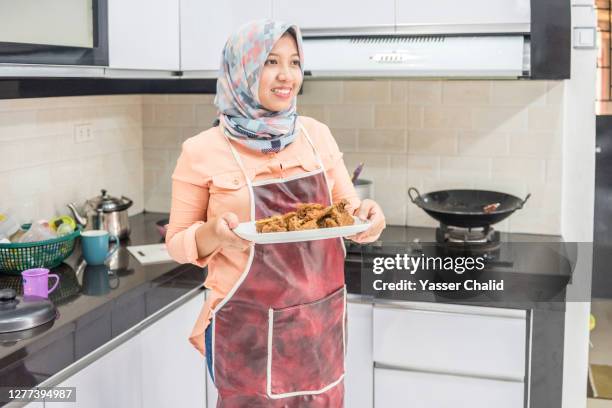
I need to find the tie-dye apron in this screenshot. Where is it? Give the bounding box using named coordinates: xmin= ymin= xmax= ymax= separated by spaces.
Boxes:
xmin=210 ymin=122 xmax=346 ymax=407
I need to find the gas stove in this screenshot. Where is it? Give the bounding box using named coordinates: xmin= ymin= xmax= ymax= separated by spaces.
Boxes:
xmin=435 ymin=223 xmax=502 ymax=256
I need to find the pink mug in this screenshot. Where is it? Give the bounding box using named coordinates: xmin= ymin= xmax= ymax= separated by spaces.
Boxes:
xmin=21 ymin=268 xmax=60 ymax=298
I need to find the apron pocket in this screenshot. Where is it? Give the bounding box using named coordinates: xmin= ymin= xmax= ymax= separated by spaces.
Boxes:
xmin=266 ymin=285 xmax=346 ymax=398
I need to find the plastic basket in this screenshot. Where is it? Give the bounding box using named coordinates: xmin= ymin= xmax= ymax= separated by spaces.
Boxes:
xmin=0 ymin=227 xmax=81 ymax=275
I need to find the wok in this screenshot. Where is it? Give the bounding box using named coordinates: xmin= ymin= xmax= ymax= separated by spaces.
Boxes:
xmin=408 ymin=188 xmax=531 ymax=228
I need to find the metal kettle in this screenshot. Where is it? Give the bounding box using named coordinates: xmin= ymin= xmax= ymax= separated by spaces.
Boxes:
xmin=67 ymin=189 xmax=133 ymax=240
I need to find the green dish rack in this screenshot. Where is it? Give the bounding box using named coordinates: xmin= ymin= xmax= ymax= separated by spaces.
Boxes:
xmin=0 ymin=227 xmax=81 ymax=275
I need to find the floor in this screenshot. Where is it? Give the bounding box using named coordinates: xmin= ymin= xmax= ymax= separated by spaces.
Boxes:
xmin=588 ymin=299 xmax=612 ymax=406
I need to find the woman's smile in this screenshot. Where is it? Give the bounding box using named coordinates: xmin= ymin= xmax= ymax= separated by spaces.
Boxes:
xmin=271 ymin=87 xmax=293 ymax=99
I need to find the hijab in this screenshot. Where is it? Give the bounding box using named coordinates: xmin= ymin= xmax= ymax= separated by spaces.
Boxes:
xmin=214 ymin=19 xmax=304 ymax=153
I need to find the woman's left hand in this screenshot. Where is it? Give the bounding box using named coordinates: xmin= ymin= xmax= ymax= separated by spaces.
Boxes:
xmin=347 ymin=199 xmax=386 ymax=243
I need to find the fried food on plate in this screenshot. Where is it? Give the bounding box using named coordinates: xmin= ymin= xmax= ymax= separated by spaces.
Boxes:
xmin=255 ymin=215 xmax=287 ymax=233
xmin=255 ymin=199 xmax=354 ymax=233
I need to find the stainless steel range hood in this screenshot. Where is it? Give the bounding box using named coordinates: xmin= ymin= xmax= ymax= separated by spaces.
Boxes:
xmin=302 ymin=35 xmax=529 ymax=79
xmin=298 ymin=0 xmax=531 ymax=79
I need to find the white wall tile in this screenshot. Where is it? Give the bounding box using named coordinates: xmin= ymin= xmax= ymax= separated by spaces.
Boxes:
xmin=490 ymin=81 xmax=548 ymax=106
xmin=343 ymin=80 xmax=390 ymax=104
xmin=1 ymin=95 xmax=144 ymax=223
xmin=300 ymin=80 xmax=343 ymax=104
xmin=408 ymin=81 xmax=442 ymax=105
xmin=423 ymin=106 xmax=472 ymax=129
xmin=471 ymin=107 xmax=528 ymax=132
xmin=458 ymin=130 xmax=510 ymax=157
xmin=358 ymin=129 xmax=407 ymax=153
xmin=408 ymin=129 xmax=458 ymax=155
xmin=375 ymin=104 xmax=407 ymax=129
xmin=442 ymin=81 xmax=490 ymax=106
xmin=328 ymin=105 xmax=374 ymax=129
xmin=528 ymin=105 xmax=563 ymax=131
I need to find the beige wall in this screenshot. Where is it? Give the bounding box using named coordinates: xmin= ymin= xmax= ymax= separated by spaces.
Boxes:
xmin=0 ymin=95 xmax=144 ymax=224
xmin=143 ymin=79 xmax=564 ymax=235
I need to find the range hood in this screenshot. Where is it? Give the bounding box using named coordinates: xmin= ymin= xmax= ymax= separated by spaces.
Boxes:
xmin=302 ymin=35 xmax=529 ymax=79
xmin=297 ymin=0 xmax=532 ymax=79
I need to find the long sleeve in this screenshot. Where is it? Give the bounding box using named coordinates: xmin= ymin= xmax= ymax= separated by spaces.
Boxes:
xmin=165 ymin=141 xmax=221 ymax=267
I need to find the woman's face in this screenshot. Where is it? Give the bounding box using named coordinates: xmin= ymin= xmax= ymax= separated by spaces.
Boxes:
xmin=258 ymin=33 xmax=303 ymax=112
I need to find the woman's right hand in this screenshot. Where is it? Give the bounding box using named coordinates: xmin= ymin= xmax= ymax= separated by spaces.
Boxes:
xmin=212 ymin=212 xmax=251 ymax=251
xmin=195 ymin=212 xmax=251 ymax=258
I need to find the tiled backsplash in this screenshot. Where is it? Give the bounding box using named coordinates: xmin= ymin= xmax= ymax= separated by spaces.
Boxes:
xmin=143 ymin=80 xmax=563 ymax=235
xmin=0 ymin=95 xmax=144 ymax=224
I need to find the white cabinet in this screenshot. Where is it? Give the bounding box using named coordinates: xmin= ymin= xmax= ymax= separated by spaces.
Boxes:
xmin=180 ymin=0 xmax=271 ymax=73
xmin=373 ymin=302 xmax=526 ymax=380
xmin=140 ymin=291 xmax=207 ymax=408
xmin=374 ymin=367 xmax=525 ymax=408
xmin=48 ymin=291 xmax=207 ymax=408
xmin=395 ymin=0 xmax=530 ymax=32
xmin=108 ymin=0 xmax=180 ymax=71
xmin=53 ymin=334 xmax=142 ymax=408
xmin=272 ymin=0 xmax=394 ymax=33
xmin=372 ymin=302 xmax=527 ymax=408
xmin=345 ymin=299 xmax=373 ymax=408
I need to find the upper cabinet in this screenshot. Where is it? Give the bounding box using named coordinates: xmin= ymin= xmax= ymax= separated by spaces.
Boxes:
xmin=180 ymin=0 xmax=272 ymax=73
xmin=107 ymin=0 xmax=180 ymax=71
xmin=395 ymin=0 xmax=530 ymax=31
xmin=272 ymin=0 xmax=394 ymax=33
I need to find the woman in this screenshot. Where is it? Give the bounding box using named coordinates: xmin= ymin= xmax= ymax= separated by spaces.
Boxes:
xmin=166 ymin=19 xmax=385 ymax=407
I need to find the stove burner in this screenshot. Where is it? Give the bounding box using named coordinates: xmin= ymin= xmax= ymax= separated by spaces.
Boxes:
xmin=436 ymin=224 xmax=501 ymax=253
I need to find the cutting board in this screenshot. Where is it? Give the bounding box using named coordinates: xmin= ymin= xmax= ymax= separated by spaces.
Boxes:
xmin=127 ymin=243 xmax=174 ymax=265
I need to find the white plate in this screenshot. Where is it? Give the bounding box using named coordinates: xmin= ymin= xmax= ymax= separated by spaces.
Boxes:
xmin=233 ymin=215 xmax=371 ymax=244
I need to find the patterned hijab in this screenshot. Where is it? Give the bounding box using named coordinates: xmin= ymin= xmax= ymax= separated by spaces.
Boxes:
xmin=214 ymin=20 xmax=304 ymax=153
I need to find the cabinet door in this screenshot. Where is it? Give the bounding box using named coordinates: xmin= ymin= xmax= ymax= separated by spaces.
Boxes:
xmin=140 ymin=291 xmax=207 ymax=408
xmin=52 ymin=335 xmax=142 ymax=408
xmin=374 ymin=367 xmax=524 ymax=408
xmin=395 ymin=0 xmax=530 ymax=31
xmin=373 ymin=303 xmax=526 ymax=380
xmin=272 ymin=0 xmax=394 ymax=32
xmin=108 ymin=0 xmax=180 ymax=70
xmin=345 ymin=300 xmax=373 ymax=408
xmin=180 ymin=0 xmax=271 ymax=72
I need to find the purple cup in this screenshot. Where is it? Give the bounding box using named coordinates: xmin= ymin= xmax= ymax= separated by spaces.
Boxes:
xmin=21 ymin=268 xmax=60 ymax=298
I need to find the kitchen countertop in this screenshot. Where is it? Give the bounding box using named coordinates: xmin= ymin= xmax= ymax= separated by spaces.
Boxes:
xmin=0 ymin=214 xmax=572 ymax=407
xmin=0 ymin=212 xmax=205 ymax=402
xmin=346 ymin=225 xmax=574 ymax=311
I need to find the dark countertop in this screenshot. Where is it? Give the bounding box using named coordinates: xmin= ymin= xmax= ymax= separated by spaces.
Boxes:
xmin=345 ymin=225 xmax=573 ymax=311
xmin=0 ymin=212 xmax=205 ymax=397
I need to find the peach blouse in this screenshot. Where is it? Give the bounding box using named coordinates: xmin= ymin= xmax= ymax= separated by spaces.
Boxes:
xmin=166 ymin=116 xmax=362 ymax=356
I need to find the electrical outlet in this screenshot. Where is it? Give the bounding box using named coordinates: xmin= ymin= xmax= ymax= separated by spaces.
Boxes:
xmin=74 ymin=123 xmax=94 ymax=143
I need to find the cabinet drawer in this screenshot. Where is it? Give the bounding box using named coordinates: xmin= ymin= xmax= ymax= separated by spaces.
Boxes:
xmin=374 ymin=367 xmax=524 ymax=408
xmin=373 ymin=303 xmax=526 ymax=380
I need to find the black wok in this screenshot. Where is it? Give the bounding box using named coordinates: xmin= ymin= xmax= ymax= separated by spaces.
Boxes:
xmin=408 ymin=188 xmax=531 ymax=228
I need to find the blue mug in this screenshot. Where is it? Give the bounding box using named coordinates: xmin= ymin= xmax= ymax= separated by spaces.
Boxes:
xmin=81 ymin=230 xmax=120 ymax=266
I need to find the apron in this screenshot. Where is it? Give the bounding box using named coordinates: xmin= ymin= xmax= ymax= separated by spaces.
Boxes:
xmin=210 ymin=122 xmax=347 ymax=407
